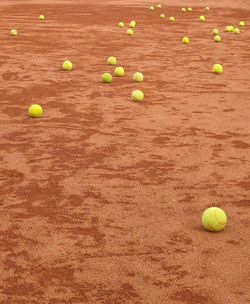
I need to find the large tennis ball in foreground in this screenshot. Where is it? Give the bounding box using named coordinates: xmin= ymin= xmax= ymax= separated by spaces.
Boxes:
xmin=127 ymin=29 xmax=133 ymax=35
xmin=202 ymin=207 xmax=227 ymax=232
xmin=132 ymin=90 xmax=144 ymax=101
xmin=62 ymin=60 xmax=72 ymax=71
xmin=214 ymin=35 xmax=221 ymax=42
xmin=10 ymin=29 xmax=17 ymax=36
xmin=102 ymin=73 xmax=112 ymax=83
xmin=114 ymin=67 xmax=124 ymax=77
xmin=239 ymin=21 xmax=245 ymax=27
xmin=29 ymin=104 xmax=43 ymax=118
xmin=133 ymin=72 xmax=143 ymax=82
xmin=182 ymin=37 xmax=190 ymax=44
xmin=213 ymin=28 xmax=219 ymax=35
xmin=118 ymin=22 xmax=124 ymax=28
xmin=39 ymin=15 xmax=45 ymax=20
xmin=107 ymin=56 xmax=117 ymax=66
xmin=213 ymin=64 xmax=223 ymax=74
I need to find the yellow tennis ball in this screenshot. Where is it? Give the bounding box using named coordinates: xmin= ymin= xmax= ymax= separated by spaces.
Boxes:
xmin=62 ymin=60 xmax=72 ymax=71
xmin=129 ymin=21 xmax=136 ymax=28
xmin=102 ymin=73 xmax=112 ymax=83
xmin=127 ymin=29 xmax=133 ymax=35
xmin=182 ymin=36 xmax=190 ymax=44
xmin=29 ymin=104 xmax=43 ymax=118
xmin=213 ymin=28 xmax=219 ymax=35
xmin=107 ymin=56 xmax=117 ymax=66
xmin=118 ymin=22 xmax=124 ymax=28
xmin=188 ymin=7 xmax=192 ymax=12
xmin=239 ymin=21 xmax=245 ymax=27
xmin=181 ymin=8 xmax=186 ymax=12
xmin=169 ymin=16 xmax=175 ymax=22
xmin=200 ymin=15 xmax=205 ymax=21
xmin=202 ymin=207 xmax=227 ymax=232
xmin=234 ymin=28 xmax=240 ymax=34
xmin=213 ymin=64 xmax=223 ymax=74
xmin=160 ymin=14 xmax=165 ymax=19
xmin=214 ymin=35 xmax=221 ymax=42
xmin=10 ymin=29 xmax=17 ymax=36
xmin=205 ymin=6 xmax=210 ymax=11
xmin=149 ymin=6 xmax=154 ymax=11
xmin=132 ymin=90 xmax=144 ymax=102
xmin=114 ymin=67 xmax=124 ymax=77
xmin=39 ymin=15 xmax=45 ymax=20
xmin=225 ymin=26 xmax=234 ymax=32
xmin=133 ymin=72 xmax=143 ymax=82
xmin=157 ymin=4 xmax=162 ymax=8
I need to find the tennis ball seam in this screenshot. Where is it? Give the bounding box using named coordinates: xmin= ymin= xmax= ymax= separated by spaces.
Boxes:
xmin=214 ymin=209 xmax=226 ymax=226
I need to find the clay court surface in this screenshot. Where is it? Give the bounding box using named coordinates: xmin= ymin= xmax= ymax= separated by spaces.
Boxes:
xmin=0 ymin=0 xmax=249 ymax=303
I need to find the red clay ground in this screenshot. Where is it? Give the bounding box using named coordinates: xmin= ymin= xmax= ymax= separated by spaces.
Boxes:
xmin=0 ymin=0 xmax=249 ymax=303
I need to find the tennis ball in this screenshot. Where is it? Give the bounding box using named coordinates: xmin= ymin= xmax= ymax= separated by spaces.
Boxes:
xmin=118 ymin=22 xmax=124 ymax=28
xmin=39 ymin=15 xmax=45 ymax=20
xmin=107 ymin=56 xmax=117 ymax=66
xmin=149 ymin=6 xmax=154 ymax=11
xmin=225 ymin=26 xmax=234 ymax=32
xmin=102 ymin=73 xmax=112 ymax=83
xmin=133 ymin=72 xmax=144 ymax=82
xmin=181 ymin=8 xmax=186 ymax=12
xmin=188 ymin=7 xmax=192 ymax=12
xmin=214 ymin=35 xmax=221 ymax=42
xmin=114 ymin=67 xmax=124 ymax=77
xmin=205 ymin=7 xmax=210 ymax=11
xmin=213 ymin=28 xmax=219 ymax=35
xmin=182 ymin=37 xmax=190 ymax=44
xmin=234 ymin=28 xmax=240 ymax=34
xmin=10 ymin=29 xmax=17 ymax=36
xmin=29 ymin=104 xmax=43 ymax=118
xmin=213 ymin=64 xmax=223 ymax=74
xmin=200 ymin=16 xmax=205 ymax=21
xmin=239 ymin=21 xmax=245 ymax=27
xmin=160 ymin=14 xmax=165 ymax=19
xmin=202 ymin=207 xmax=227 ymax=232
xmin=132 ymin=90 xmax=144 ymax=102
xmin=157 ymin=4 xmax=162 ymax=8
xmin=169 ymin=17 xmax=175 ymax=22
xmin=62 ymin=60 xmax=72 ymax=71
xmin=127 ymin=29 xmax=133 ymax=35
xmin=129 ymin=21 xmax=136 ymax=28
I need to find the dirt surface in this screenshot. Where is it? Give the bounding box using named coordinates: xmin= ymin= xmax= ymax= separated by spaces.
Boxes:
xmin=0 ymin=0 xmax=249 ymax=303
